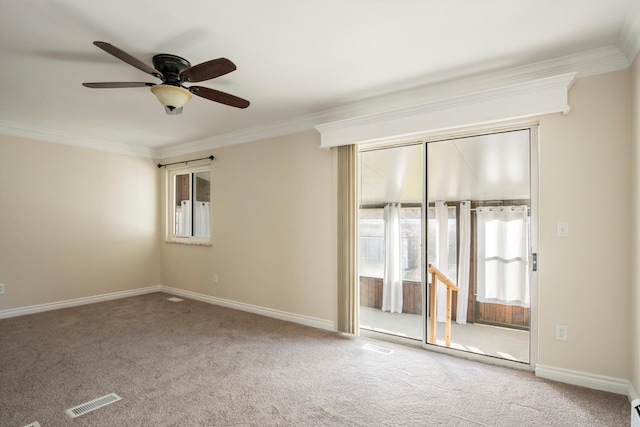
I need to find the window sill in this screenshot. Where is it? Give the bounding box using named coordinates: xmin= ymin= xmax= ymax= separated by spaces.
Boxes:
xmin=164 ymin=239 xmax=212 ymax=247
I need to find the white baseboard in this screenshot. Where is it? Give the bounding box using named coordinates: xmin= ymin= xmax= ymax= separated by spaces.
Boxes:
xmin=0 ymin=284 xmax=336 ymax=332
xmin=0 ymin=285 xmax=161 ymax=320
xmin=161 ymin=285 xmax=336 ymax=332
xmin=536 ymin=364 xmax=635 ymax=401
xmin=5 ymin=287 xmax=636 ymax=403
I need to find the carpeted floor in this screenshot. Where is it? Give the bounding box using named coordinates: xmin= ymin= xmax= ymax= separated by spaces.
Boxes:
xmin=0 ymin=292 xmax=630 ymax=426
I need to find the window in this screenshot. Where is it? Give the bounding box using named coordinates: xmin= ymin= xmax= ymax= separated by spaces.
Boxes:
xmin=167 ymin=165 xmax=211 ymax=244
xmin=358 ymin=207 xmax=422 ymax=281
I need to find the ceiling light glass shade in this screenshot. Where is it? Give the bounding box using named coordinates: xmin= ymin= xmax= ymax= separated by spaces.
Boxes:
xmin=150 ymin=85 xmax=192 ymax=110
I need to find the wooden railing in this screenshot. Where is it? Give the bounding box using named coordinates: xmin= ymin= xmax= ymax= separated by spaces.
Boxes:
xmin=428 ymin=264 xmax=459 ymax=347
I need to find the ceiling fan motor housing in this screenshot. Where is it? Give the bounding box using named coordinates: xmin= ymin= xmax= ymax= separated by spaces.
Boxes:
xmin=150 ymin=54 xmax=193 ymax=112
xmin=152 ymin=54 xmax=191 ymax=85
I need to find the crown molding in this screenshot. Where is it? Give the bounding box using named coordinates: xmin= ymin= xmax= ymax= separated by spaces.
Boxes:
xmin=329 ymin=46 xmax=627 ymax=122
xmin=0 ymin=119 xmax=157 ymax=158
xmin=159 ymin=46 xmax=627 ymax=158
xmin=1 ymin=45 xmax=631 ymax=160
xmin=617 ymin=0 xmax=640 ymax=63
xmin=155 ymin=111 xmax=330 ymax=158
xmin=162 ymin=48 xmax=624 ymax=159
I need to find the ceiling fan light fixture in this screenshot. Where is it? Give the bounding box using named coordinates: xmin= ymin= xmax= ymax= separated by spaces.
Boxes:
xmin=150 ymin=84 xmax=192 ymax=110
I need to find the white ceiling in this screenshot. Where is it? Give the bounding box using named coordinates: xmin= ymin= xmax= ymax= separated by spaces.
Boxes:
xmin=0 ymin=1 xmax=638 ymax=159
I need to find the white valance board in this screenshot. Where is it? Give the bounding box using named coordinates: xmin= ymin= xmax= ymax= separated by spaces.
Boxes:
xmin=315 ymin=73 xmax=576 ymax=148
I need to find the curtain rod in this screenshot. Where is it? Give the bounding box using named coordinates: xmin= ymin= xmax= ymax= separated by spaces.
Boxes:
xmin=360 ymin=203 xmax=423 ymax=209
xmin=157 ymin=155 xmax=214 ymax=168
xmin=471 ymin=206 xmax=530 ymax=212
xmin=360 ymin=202 xmax=530 ymax=210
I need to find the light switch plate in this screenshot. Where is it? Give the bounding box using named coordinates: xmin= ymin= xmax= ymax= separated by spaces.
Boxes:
xmin=557 ymin=222 xmax=569 ymax=237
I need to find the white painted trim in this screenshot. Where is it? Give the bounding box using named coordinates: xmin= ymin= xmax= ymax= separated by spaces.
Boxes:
xmin=528 ymin=125 xmax=540 ymax=370
xmin=316 ymin=73 xmax=576 ymax=149
xmin=158 ymin=46 xmax=627 ymax=158
xmin=151 ymin=47 xmax=629 ymax=158
xmin=0 ymin=46 xmax=630 ymax=159
xmin=616 ymin=0 xmax=640 ymax=64
xmin=0 ymin=120 xmax=156 ymax=158
xmin=156 ymin=111 xmax=327 ymax=158
xmin=535 ymin=364 xmax=634 ymax=399
xmin=0 ymin=286 xmax=161 ymax=320
xmin=2 ymin=285 xmax=636 ymax=403
xmin=161 ymin=286 xmax=336 ymax=332
xmin=0 ymin=285 xmax=336 ymax=332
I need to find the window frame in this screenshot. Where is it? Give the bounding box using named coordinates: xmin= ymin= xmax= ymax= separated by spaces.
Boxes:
xmin=165 ymin=163 xmax=212 ymax=246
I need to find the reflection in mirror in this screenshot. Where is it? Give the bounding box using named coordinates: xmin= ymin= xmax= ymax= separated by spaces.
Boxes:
xmin=427 ymin=129 xmax=531 ymax=364
xmin=357 ymin=128 xmax=533 ymax=365
xmin=358 ymin=144 xmax=424 ymax=340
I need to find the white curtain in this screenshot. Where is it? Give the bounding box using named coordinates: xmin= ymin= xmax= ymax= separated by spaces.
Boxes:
xmin=195 ymin=201 xmax=210 ymax=237
xmin=456 ymin=201 xmax=471 ymax=325
xmin=435 ymin=201 xmax=448 ymax=322
xmin=476 ymin=206 xmax=530 ymax=307
xmin=382 ymin=203 xmax=403 ymax=313
xmin=180 ymin=200 xmax=191 ymax=236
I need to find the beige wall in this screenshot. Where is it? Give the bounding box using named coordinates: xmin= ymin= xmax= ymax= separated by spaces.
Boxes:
xmin=158 ymin=71 xmax=634 ymax=382
xmin=632 ymin=52 xmax=640 ymax=397
xmin=0 ymin=67 xmax=635 ymax=390
xmin=537 ymin=70 xmax=632 ymax=380
xmin=160 ymin=131 xmax=337 ymax=323
xmin=0 ymin=135 xmax=161 ymax=310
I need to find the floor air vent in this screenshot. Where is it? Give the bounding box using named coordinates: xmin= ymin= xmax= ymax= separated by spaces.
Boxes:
xmin=167 ymin=297 xmax=183 ymax=302
xmin=65 ymin=393 xmax=121 ymax=418
xmin=362 ymin=343 xmax=394 ymax=354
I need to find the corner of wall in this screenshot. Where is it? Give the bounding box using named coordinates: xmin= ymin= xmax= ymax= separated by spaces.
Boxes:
xmin=632 ymin=48 xmax=640 ymax=405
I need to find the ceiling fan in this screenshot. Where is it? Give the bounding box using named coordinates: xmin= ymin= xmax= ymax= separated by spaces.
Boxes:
xmin=82 ymin=41 xmax=250 ymax=115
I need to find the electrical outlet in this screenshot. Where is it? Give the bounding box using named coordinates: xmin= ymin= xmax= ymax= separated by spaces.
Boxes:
xmin=0 ymin=283 xmax=4 ymax=294
xmin=556 ymin=324 xmax=568 ymax=341
xmin=213 ymin=274 xmax=219 ymax=284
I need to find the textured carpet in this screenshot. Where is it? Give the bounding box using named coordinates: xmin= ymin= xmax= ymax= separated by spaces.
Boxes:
xmin=0 ymin=292 xmax=630 ymax=426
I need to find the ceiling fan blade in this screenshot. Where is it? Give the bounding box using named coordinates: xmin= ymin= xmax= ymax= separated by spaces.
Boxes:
xmin=83 ymin=82 xmax=155 ymax=88
xmin=180 ymin=58 xmax=236 ymax=82
xmin=188 ymin=86 xmax=250 ymax=109
xmin=93 ymin=41 xmax=162 ymax=78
